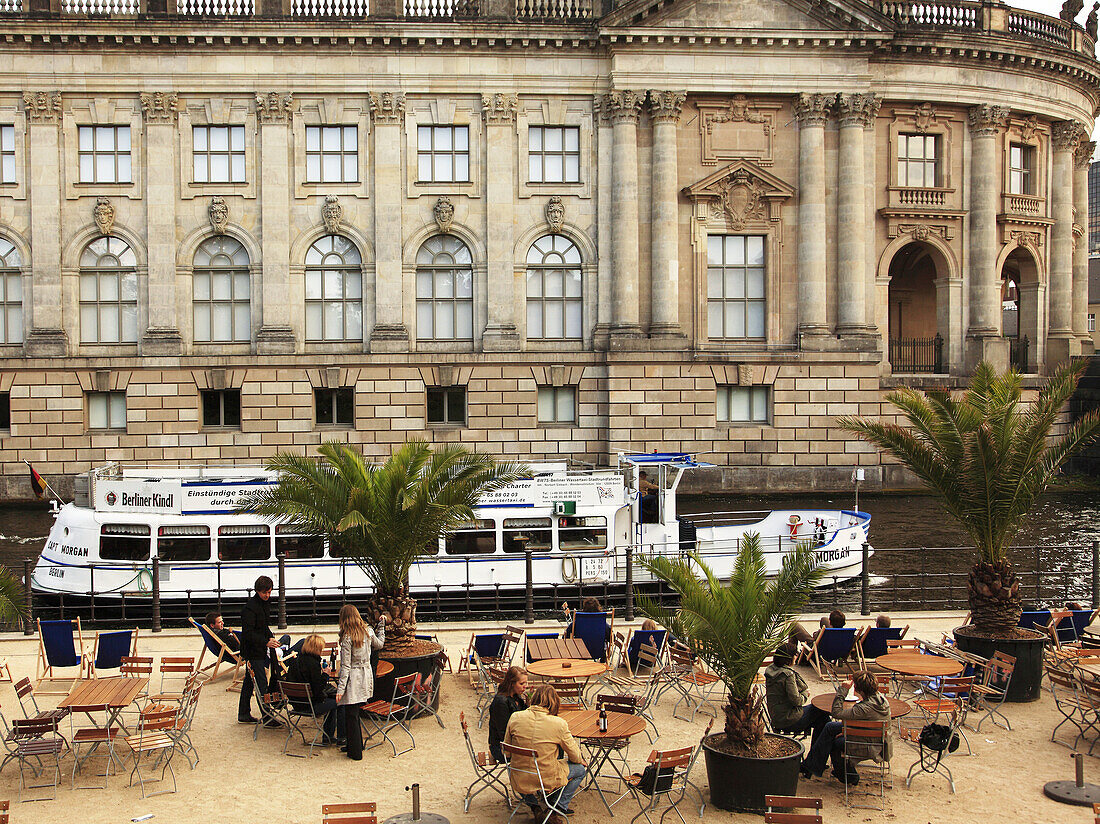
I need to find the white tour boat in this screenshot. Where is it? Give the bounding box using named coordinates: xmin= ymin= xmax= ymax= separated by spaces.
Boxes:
xmin=31 ymin=453 xmax=872 ymax=603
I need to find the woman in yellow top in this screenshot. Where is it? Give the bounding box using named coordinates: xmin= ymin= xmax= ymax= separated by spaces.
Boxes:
xmin=504 ymin=684 xmax=588 ymax=824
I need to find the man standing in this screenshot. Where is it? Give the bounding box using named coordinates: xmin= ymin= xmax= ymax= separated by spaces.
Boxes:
xmin=238 ymin=575 xmax=281 ymax=725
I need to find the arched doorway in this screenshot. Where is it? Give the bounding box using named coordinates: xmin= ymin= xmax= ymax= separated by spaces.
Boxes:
xmin=1000 ymin=246 xmax=1040 ymax=373
xmin=887 ymin=242 xmax=943 ymax=373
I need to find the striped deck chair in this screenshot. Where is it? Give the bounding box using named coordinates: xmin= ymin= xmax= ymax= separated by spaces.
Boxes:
xmin=35 ymin=618 xmax=89 ymax=694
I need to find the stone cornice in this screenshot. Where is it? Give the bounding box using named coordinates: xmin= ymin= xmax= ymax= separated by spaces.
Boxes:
xmin=967 ymin=104 xmax=1010 ymax=136
xmin=647 ymin=90 xmax=686 ymax=123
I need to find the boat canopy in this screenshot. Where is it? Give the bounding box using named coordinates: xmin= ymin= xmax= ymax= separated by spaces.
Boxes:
xmin=618 ymin=452 xmax=715 ymax=470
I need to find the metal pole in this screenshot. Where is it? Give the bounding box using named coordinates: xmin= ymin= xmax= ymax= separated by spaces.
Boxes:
xmin=860 ymin=542 xmax=870 ymax=616
xmin=524 ymin=549 xmax=534 ymax=624
xmin=151 ymin=557 xmax=162 ymax=633
xmin=277 ymin=553 xmax=287 ymax=631
xmin=625 ymin=545 xmax=635 ymax=622
xmin=22 ymin=559 xmax=33 ymax=636
xmin=1093 ymin=541 xmax=1099 ymax=610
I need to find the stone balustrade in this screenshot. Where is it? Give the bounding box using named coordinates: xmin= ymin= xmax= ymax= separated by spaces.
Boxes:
xmin=894 ymin=187 xmax=948 ymax=208
xmin=1004 ymin=194 xmax=1043 ymax=217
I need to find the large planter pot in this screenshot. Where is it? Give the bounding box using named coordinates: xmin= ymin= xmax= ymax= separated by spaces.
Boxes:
xmin=702 ymin=733 xmax=803 ymax=813
xmin=373 ymin=642 xmax=443 ymax=711
xmin=954 ymin=625 xmax=1046 ymax=702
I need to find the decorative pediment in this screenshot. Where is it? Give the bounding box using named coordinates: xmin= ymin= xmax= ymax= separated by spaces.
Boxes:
xmin=601 ymin=0 xmax=891 ymax=33
xmin=682 ymin=161 xmax=794 ymax=231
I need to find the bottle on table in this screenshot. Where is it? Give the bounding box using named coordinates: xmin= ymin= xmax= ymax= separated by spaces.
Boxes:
xmin=598 ymin=703 xmax=608 ymax=733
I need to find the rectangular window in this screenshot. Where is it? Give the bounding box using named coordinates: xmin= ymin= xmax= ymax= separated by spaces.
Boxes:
xmin=558 ymin=515 xmax=607 ymax=550
xmin=0 ymin=392 xmax=9 ymax=431
xmin=78 ymin=126 xmax=131 ymax=184
xmin=717 ymin=385 xmax=770 ymax=424
xmin=305 ymin=125 xmax=358 ymax=183
xmin=193 ymin=268 xmax=251 ymax=343
xmin=0 ymin=269 xmax=23 ymax=345
xmin=217 ymin=524 xmax=270 ymax=562
xmin=193 ymin=125 xmax=246 ymax=184
xmin=87 ymin=391 xmax=126 ymax=431
xmin=537 ymin=386 xmax=576 ymax=424
xmin=707 ymin=235 xmax=766 ymax=339
xmin=417 ymin=125 xmax=469 ymax=183
xmin=79 ymin=269 xmax=138 ymax=344
xmin=502 ymin=517 xmax=553 ymax=553
xmin=529 ymin=126 xmax=580 ymax=184
xmin=275 ymin=524 xmax=324 ymax=560
xmin=158 ymin=524 xmax=210 ymax=563
xmin=1090 ymin=313 xmax=1096 ymax=333
xmin=315 ymin=387 xmax=354 ymax=427
xmin=0 ymin=125 xmax=14 ymax=184
xmin=897 ymin=133 xmax=938 ymax=188
xmin=201 ymin=389 xmax=241 ymax=428
xmin=100 ymin=523 xmax=151 ymax=562
xmin=426 ymin=386 xmax=466 ymax=425
xmin=1009 ymin=143 xmax=1035 ymax=196
xmin=444 ymin=519 xmax=496 ymax=554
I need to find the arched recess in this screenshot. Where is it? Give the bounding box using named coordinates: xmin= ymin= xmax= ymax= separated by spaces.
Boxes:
xmin=290 ymin=223 xmax=375 ymax=346
xmin=62 ymin=223 xmax=148 ymax=351
xmin=513 ymin=220 xmax=598 ymax=348
xmin=175 ymin=223 xmax=260 ymax=349
xmin=880 ymin=236 xmax=956 ymax=374
xmin=402 ymin=220 xmax=485 ymax=349
xmin=998 ymin=241 xmax=1042 ymax=373
xmin=0 ymin=229 xmax=29 ymax=347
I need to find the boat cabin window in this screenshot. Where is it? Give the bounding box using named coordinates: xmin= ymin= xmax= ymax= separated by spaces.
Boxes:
xmin=157 ymin=525 xmax=211 ymax=562
xmin=503 ymin=518 xmax=552 ymax=553
xmin=275 ymin=524 xmax=324 ymax=559
xmin=445 ymin=519 xmax=496 ymax=555
xmin=218 ymin=524 xmax=270 ymax=562
xmin=558 ymin=515 xmax=607 ymax=550
xmin=100 ymin=523 xmax=151 ymax=561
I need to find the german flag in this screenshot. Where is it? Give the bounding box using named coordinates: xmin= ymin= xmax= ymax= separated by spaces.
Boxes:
xmin=28 ymin=463 xmax=46 ymax=499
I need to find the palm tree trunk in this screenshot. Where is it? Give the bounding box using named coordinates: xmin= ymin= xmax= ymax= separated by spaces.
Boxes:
xmin=967 ymin=560 xmax=1021 ymax=634
xmin=365 ymin=592 xmax=417 ymax=649
xmin=722 ymin=694 xmax=765 ymax=751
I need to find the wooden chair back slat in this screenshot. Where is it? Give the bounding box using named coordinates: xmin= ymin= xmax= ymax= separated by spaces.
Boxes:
xmin=645 ymin=745 xmax=692 ymax=769
xmin=121 ymin=656 xmax=154 ymax=676
xmin=323 ymin=802 xmax=377 ymax=813
xmin=764 ymin=795 xmax=823 ymax=824
xmin=14 ymin=677 xmax=32 ymax=699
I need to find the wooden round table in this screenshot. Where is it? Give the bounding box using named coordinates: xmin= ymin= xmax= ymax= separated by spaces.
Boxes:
xmin=561 ymin=709 xmax=648 ymax=814
xmin=322 ymin=659 xmax=393 ymax=678
xmin=874 ymin=652 xmax=965 ymax=678
xmin=527 ymin=658 xmax=608 ymax=679
xmin=810 ymin=692 xmax=911 ymax=718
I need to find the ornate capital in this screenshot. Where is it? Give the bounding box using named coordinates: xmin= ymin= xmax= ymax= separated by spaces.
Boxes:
xmin=647 ymin=91 xmax=686 ymax=123
xmin=1052 ymin=120 xmax=1087 ymax=151
xmin=209 ymin=196 xmax=229 ymax=235
xmin=967 ymin=104 xmax=1009 ymax=137
xmin=481 ymin=93 xmax=518 ymax=125
xmin=1075 ymin=140 xmax=1096 ymax=169
xmin=545 ymin=196 xmax=565 ymax=233
xmin=93 ymin=197 xmax=115 ymax=236
xmin=433 ymin=196 xmax=455 ymax=234
xmin=793 ymin=93 xmax=831 ymax=127
xmin=600 ymin=91 xmax=644 ymax=124
xmin=835 ymin=93 xmax=880 ymax=129
xmin=322 ymin=195 xmax=342 ymax=234
xmin=256 ymin=92 xmax=293 ymax=123
xmin=369 ymin=92 xmax=406 ymax=124
xmin=23 ymin=91 xmax=61 ymax=123
xmin=140 ymin=92 xmax=179 ymax=123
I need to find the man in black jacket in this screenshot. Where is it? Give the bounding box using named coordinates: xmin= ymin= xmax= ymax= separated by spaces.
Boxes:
xmin=238 ymin=575 xmax=281 ymax=724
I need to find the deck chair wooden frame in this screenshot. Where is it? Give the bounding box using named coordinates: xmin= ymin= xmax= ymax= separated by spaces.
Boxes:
xmin=855 ymin=625 xmax=909 ymax=669
xmin=623 ymin=629 xmax=668 ymax=677
xmin=35 ymin=617 xmax=89 ymax=694
xmin=801 ymin=627 xmax=858 ymax=681
xmin=764 ymin=795 xmax=823 ymax=824
xmin=86 ymin=628 xmax=139 ymax=678
xmin=460 ymin=711 xmax=511 ymax=812
xmin=322 ymin=801 xmax=377 ymax=824
xmin=568 ymin=609 xmax=615 ymax=662
xmin=458 ymin=633 xmax=508 ymax=684
xmin=192 ymin=618 xmax=245 ymax=692
xmin=842 ymin=718 xmax=890 ymax=810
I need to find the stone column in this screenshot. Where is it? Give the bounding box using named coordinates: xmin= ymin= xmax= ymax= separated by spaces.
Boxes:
xmin=835 ymin=93 xmax=879 ymax=342
xmin=604 ymin=90 xmax=644 ymax=347
xmin=1048 ymin=120 xmax=1083 ymax=368
xmin=140 ymin=92 xmax=182 ymax=355
xmin=1074 ymin=140 xmax=1095 ymax=355
xmin=794 ymin=93 xmax=831 ymax=344
xmin=481 ymin=93 xmax=520 ymax=351
xmin=254 ymin=92 xmax=295 ymax=354
xmin=964 ymin=104 xmax=1010 ymax=371
xmin=647 ymin=90 xmax=686 ymax=343
xmin=369 ymin=92 xmax=409 ymax=352
xmin=22 ymin=92 xmax=67 ymax=356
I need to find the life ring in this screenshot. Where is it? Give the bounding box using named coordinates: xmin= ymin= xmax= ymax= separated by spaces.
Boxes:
xmin=562 ymin=556 xmax=578 ymax=583
xmin=788 ymin=514 xmax=801 ymax=539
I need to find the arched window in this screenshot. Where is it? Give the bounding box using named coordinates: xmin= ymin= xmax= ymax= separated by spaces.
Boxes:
xmin=0 ymin=238 xmax=22 ymax=344
xmin=526 ymin=235 xmax=581 ymax=340
xmin=305 ymin=235 xmax=362 ymax=341
xmin=416 ymin=235 xmax=472 ymax=340
xmin=193 ymin=236 xmax=250 ymax=343
xmin=79 ymin=236 xmax=137 ymax=344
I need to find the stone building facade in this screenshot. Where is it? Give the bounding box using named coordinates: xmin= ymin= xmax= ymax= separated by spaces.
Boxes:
xmin=0 ymin=0 xmax=1097 ymax=497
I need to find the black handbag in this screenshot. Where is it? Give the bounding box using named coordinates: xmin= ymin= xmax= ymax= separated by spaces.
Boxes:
xmin=636 ymin=764 xmax=675 ymax=795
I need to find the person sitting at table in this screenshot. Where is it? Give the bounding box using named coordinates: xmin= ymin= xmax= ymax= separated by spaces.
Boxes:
xmin=205 ymin=611 xmax=240 ymax=653
xmin=285 ymin=633 xmax=342 ymax=744
xmin=801 ymin=670 xmax=891 ymax=785
xmin=489 ymin=666 xmax=528 ymax=762
xmin=764 ymin=643 xmax=829 ymax=739
xmin=335 ymin=604 xmax=386 ymax=761
xmin=504 ymin=684 xmax=588 ymax=824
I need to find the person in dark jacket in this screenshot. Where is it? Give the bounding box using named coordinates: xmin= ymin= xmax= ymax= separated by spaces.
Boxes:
xmin=489 ymin=666 xmax=528 ymax=762
xmin=238 ymin=575 xmax=281 ymax=725
xmin=285 ymin=633 xmax=342 ymax=742
xmin=802 ymin=670 xmax=891 ymax=783
xmin=764 ymin=643 xmax=829 ymax=739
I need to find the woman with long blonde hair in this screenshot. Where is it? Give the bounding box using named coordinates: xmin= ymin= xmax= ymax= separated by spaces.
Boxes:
xmin=336 ymin=603 xmax=385 ymax=760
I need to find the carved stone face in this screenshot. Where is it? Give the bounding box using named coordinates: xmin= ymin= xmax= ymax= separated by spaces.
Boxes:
xmin=93 ymin=197 xmax=114 ymax=235
xmin=209 ymin=196 xmax=229 ymax=234
xmin=546 ymin=196 xmax=565 ymax=232
xmin=433 ymin=197 xmax=455 ymax=234
xmin=322 ymin=195 xmax=342 ymax=234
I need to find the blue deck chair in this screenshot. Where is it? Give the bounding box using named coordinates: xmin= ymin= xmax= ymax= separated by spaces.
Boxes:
xmin=1017 ymin=610 xmax=1051 ymax=632
xmin=855 ymin=625 xmax=908 ymax=668
xmin=35 ymin=617 xmax=89 ymax=694
xmin=569 ymin=611 xmax=613 ymax=662
xmin=524 ymin=632 xmax=561 ymax=663
xmin=802 ymin=627 xmax=858 ymax=681
xmin=625 ymin=629 xmax=668 ymax=675
xmin=458 ymin=633 xmax=506 ymax=682
xmin=1044 ymin=609 xmax=1099 ymax=646
xmin=190 ymin=617 xmax=244 ymax=691
xmin=88 ymin=628 xmax=138 ymax=677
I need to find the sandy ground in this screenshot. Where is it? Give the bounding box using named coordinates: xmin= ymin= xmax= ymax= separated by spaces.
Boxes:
xmin=0 ymin=611 xmax=1092 ymax=824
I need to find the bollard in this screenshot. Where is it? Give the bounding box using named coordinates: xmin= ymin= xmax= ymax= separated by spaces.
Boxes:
xmin=860 ymin=542 xmax=870 ymax=616
xmin=277 ymin=553 xmax=287 ymax=630
xmin=524 ymin=550 xmax=534 ymax=624
xmin=151 ymin=557 xmax=162 ymax=633
xmin=1092 ymin=541 xmax=1099 ymax=611
xmin=625 ymin=545 xmax=635 ymax=622
xmin=22 ymin=559 xmax=33 ymax=635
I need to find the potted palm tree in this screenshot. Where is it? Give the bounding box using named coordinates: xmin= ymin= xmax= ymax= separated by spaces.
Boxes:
xmin=241 ymin=440 xmax=527 ymax=650
xmin=838 ymin=360 xmax=1100 ymax=700
xmin=638 ymin=533 xmax=823 ymax=812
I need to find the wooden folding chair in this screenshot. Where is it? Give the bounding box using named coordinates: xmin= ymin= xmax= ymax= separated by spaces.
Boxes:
xmin=460 ymin=711 xmax=510 ymax=812
xmin=192 ymin=618 xmax=245 ymax=692
xmin=149 ymin=657 xmax=196 ymax=705
xmin=124 ymin=707 xmax=178 ymax=798
xmin=323 ymin=802 xmax=376 ymax=824
xmin=764 ymin=795 xmax=822 ymax=824
xmin=623 ymin=726 xmax=709 ymax=824
xmin=842 ymin=718 xmax=890 ymax=810
xmin=35 ymin=618 xmax=89 ymax=694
